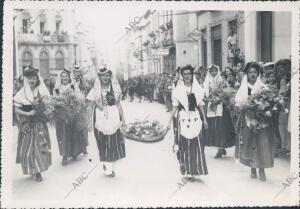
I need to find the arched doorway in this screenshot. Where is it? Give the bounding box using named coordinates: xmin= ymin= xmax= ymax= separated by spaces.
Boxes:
xmin=22 ymin=51 xmax=33 ymax=71
xmin=39 ymin=51 xmax=50 ymax=79
xmin=55 ymin=50 xmax=65 ymax=70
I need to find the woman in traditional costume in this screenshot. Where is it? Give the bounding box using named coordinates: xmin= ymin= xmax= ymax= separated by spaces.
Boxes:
xmin=54 ymin=69 xmax=88 ymax=165
xmin=87 ymin=67 xmax=126 ymax=177
xmin=13 ymin=67 xmax=52 ymax=182
xmin=235 ymin=62 xmax=274 ymax=181
xmin=166 ymin=65 xmax=208 ymax=182
xmin=203 ymin=65 xmax=236 ymax=158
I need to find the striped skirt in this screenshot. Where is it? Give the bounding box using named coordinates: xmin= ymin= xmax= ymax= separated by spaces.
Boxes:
xmin=94 ymin=129 xmax=126 ymax=162
xmin=177 ymin=133 xmax=208 ymax=176
xmin=16 ymin=116 xmax=52 ymax=175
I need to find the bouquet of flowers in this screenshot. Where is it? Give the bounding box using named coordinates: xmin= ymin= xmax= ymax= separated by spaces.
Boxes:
xmin=122 ymin=119 xmax=167 ymax=143
xmin=53 ymin=90 xmax=88 ymax=124
xmin=32 ymin=96 xmax=56 ymax=123
xmin=242 ymin=87 xmax=287 ymax=131
xmin=204 ymin=83 xmax=225 ymax=112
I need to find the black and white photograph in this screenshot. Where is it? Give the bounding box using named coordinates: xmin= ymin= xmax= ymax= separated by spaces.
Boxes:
xmin=1 ymin=1 xmax=299 ymax=208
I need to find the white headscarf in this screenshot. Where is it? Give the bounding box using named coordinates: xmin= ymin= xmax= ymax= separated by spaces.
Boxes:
xmin=14 ymin=68 xmax=50 ymax=106
xmin=235 ymin=74 xmax=266 ymax=107
xmin=53 ymin=69 xmax=79 ymax=95
xmin=203 ymin=64 xmax=224 ymax=97
xmin=172 ymin=75 xmax=205 ymax=112
xmin=86 ymin=67 xmax=122 ymax=102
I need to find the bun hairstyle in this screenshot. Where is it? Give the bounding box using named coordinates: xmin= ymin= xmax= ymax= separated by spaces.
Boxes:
xmin=180 ymin=64 xmax=194 ymax=75
xmin=23 ymin=67 xmax=40 ymax=86
xmin=98 ymin=66 xmax=112 ymax=77
xmin=208 ymin=64 xmax=219 ymax=72
xmin=243 ymin=61 xmax=263 ymax=75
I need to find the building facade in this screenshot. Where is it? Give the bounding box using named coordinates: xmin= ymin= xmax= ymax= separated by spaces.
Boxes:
xmin=175 ymin=10 xmax=291 ymax=71
xmin=116 ymin=10 xmax=176 ymax=79
xmin=14 ymin=9 xmax=77 ymax=79
xmin=74 ymin=22 xmax=99 ymax=78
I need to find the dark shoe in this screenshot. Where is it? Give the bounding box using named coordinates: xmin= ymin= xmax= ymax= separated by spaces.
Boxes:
xmin=251 ymin=168 xmax=257 ymax=179
xmin=214 ymin=150 xmax=222 ymax=159
xmin=107 ymin=171 xmax=115 ymax=178
xmin=188 ymin=176 xmax=195 ymax=182
xmin=180 ymin=164 xmax=186 ymax=175
xmin=72 ymin=156 xmax=77 ymax=161
xmin=103 ymin=165 xmax=106 ymax=171
xmin=259 ymin=169 xmax=266 ymax=182
xmin=62 ymin=158 xmax=68 ymax=166
xmin=35 ymin=173 xmax=43 ymax=182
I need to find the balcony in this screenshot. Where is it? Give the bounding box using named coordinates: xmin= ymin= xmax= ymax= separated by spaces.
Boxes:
xmin=38 ymin=34 xmax=70 ymax=43
xmin=17 ymin=33 xmax=37 ymax=43
xmin=18 ymin=33 xmax=70 ymax=44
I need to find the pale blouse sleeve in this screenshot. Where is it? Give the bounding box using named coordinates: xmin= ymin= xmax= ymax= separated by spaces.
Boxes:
xmin=13 ymin=88 xmax=24 ymax=107
xmin=172 ymin=96 xmax=179 ymax=107
xmin=86 ymin=88 xmax=95 ymax=101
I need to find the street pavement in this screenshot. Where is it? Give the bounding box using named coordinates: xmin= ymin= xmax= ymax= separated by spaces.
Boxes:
xmin=11 ymin=100 xmax=295 ymax=207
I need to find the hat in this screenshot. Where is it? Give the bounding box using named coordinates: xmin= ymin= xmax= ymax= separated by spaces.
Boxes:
xmin=23 ymin=66 xmax=39 ymax=77
xmin=263 ymin=62 xmax=275 ymax=68
xmin=275 ymin=59 xmax=291 ymax=68
xmin=73 ymin=64 xmax=81 ymax=71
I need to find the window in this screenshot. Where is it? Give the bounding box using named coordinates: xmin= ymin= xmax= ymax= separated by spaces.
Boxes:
xmin=55 ymin=51 xmax=64 ymax=70
xmin=22 ymin=51 xmax=33 ymax=70
xmin=56 ymin=21 xmax=61 ymax=33
xmin=39 ymin=51 xmax=49 ymax=78
xmin=211 ymin=25 xmax=222 ymax=69
xmin=40 ymin=21 xmax=45 ymax=34
xmin=260 ymin=12 xmax=272 ymax=62
xmin=22 ymin=19 xmax=29 ymax=33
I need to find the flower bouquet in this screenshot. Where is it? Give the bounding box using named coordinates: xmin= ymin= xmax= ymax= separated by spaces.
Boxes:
xmin=32 ymin=96 xmax=56 ymax=123
xmin=53 ymin=90 xmax=88 ymax=126
xmin=242 ymin=87 xmax=287 ymax=131
xmin=121 ymin=119 xmax=168 ymax=143
xmin=204 ymin=83 xmax=225 ymax=113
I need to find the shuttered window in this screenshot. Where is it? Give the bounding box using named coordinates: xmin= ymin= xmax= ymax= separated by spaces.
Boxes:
xmin=260 ymin=12 xmax=272 ymax=62
xmin=211 ymin=25 xmax=222 ymax=69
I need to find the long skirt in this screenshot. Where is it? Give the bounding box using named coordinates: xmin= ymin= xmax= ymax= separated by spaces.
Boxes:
xmin=94 ymin=129 xmax=126 ymax=162
xmin=56 ymin=118 xmax=87 ymax=158
xmin=235 ymin=111 xmax=274 ymax=168
xmin=177 ymin=132 xmax=208 ymax=176
xmin=16 ymin=116 xmax=51 ymax=175
xmin=205 ymin=106 xmax=236 ymax=148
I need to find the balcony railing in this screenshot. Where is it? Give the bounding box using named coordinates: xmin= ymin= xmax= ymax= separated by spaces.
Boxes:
xmin=18 ymin=33 xmax=70 ymax=43
xmin=38 ymin=34 xmax=70 ymax=43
